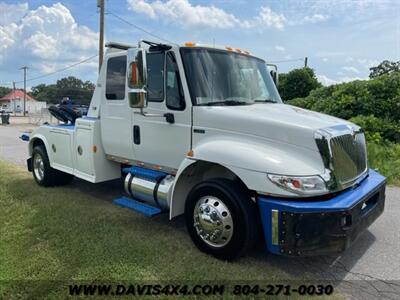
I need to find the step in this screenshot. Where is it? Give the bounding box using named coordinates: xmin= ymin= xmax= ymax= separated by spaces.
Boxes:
xmin=122 ymin=166 xmax=167 ymax=182
xmin=113 ymin=196 xmax=162 ymax=217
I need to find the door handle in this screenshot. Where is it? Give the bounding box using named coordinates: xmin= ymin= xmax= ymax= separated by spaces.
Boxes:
xmin=135 ymin=110 xmax=175 ymax=124
xmin=133 ymin=125 xmax=140 ymax=144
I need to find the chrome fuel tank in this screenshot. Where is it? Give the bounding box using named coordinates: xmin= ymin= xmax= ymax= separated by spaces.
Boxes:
xmin=124 ymin=173 xmax=175 ymax=210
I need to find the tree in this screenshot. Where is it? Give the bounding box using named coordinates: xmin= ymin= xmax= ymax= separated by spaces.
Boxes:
xmin=30 ymin=76 xmax=95 ymax=105
xmin=56 ymin=76 xmax=85 ymax=89
xmin=0 ymin=86 xmax=12 ymax=98
xmin=278 ymin=67 xmax=321 ymax=101
xmin=30 ymin=84 xmax=58 ymax=103
xmin=369 ymin=60 xmax=400 ymax=79
xmin=287 ymin=71 xmax=400 ymax=143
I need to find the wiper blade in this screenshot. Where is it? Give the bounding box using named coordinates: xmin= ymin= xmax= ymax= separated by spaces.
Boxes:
xmin=199 ymin=100 xmax=249 ymax=106
xmin=253 ymin=99 xmax=277 ymax=103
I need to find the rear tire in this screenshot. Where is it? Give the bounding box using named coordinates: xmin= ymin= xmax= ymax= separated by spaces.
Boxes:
xmin=185 ymin=178 xmax=260 ymax=261
xmin=31 ymin=145 xmax=74 ymax=187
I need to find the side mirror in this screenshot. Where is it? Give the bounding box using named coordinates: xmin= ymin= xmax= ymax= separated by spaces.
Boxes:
xmin=127 ymin=48 xmax=147 ymax=108
xmin=267 ymin=64 xmax=279 ymax=86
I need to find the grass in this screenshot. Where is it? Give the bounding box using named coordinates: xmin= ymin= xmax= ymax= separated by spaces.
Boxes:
xmin=0 ymin=144 xmax=395 ymax=299
xmin=0 ymin=161 xmax=303 ymax=299
xmin=367 ymin=142 xmax=400 ymax=186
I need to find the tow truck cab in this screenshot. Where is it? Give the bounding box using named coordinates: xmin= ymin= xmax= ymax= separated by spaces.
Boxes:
xmin=26 ymin=41 xmax=385 ymax=260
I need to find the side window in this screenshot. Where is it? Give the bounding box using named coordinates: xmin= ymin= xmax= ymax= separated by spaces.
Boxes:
xmin=106 ymin=56 xmax=127 ymax=100
xmin=166 ymin=52 xmax=185 ymax=110
xmin=147 ymin=52 xmax=164 ymax=102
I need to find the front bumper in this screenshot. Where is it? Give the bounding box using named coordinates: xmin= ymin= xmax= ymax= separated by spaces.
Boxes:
xmin=257 ymin=169 xmax=386 ymax=256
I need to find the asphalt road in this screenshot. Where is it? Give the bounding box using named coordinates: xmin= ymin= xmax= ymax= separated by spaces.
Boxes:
xmin=1 ymin=124 xmax=399 ymax=299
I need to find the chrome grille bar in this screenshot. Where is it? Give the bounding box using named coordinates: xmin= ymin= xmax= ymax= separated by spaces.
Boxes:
xmin=315 ymin=125 xmax=368 ymax=191
xmin=330 ymin=133 xmax=367 ymax=184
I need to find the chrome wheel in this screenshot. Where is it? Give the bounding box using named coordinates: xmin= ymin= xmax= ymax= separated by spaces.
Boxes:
xmin=33 ymin=153 xmax=45 ymax=181
xmin=193 ymin=196 xmax=234 ymax=248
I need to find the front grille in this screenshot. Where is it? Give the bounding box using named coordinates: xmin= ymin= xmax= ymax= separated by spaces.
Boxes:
xmin=330 ymin=133 xmax=367 ymax=184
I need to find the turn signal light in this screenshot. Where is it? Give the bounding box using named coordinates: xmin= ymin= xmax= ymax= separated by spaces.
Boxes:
xmin=130 ymin=62 xmax=137 ymax=86
xmin=291 ymin=179 xmax=301 ymax=189
xmin=187 ymin=150 xmax=194 ymax=157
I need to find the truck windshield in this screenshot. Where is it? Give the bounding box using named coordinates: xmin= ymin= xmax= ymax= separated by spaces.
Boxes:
xmin=181 ymin=48 xmax=282 ymax=106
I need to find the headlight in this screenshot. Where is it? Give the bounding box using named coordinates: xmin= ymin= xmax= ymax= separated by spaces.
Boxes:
xmin=267 ymin=174 xmax=328 ymax=196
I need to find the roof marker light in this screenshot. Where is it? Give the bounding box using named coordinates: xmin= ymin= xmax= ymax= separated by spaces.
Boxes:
xmin=225 ymin=46 xmax=233 ymax=51
xmin=184 ymin=42 xmax=196 ymax=47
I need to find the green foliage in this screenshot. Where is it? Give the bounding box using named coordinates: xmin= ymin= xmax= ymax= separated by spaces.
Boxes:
xmin=0 ymin=86 xmax=12 ymax=98
xmin=369 ymin=60 xmax=400 ymax=79
xmin=287 ymin=72 xmax=400 ymax=143
xmin=30 ymin=76 xmax=95 ymax=105
xmin=367 ymin=141 xmax=400 ymax=185
xmin=350 ymin=115 xmax=400 ymax=143
xmin=278 ymin=67 xmax=321 ymax=101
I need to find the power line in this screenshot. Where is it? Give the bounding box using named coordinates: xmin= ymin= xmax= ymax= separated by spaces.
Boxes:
xmin=267 ymin=58 xmax=304 ymax=64
xmin=106 ymin=10 xmax=175 ymax=44
xmin=14 ymin=54 xmax=98 ymax=84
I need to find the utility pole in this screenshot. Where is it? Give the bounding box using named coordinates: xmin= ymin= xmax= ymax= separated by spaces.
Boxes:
xmin=13 ymin=81 xmax=16 ymax=116
xmin=20 ymin=66 xmax=28 ymax=116
xmin=304 ymin=57 xmax=308 ymax=68
xmin=97 ymin=0 xmax=105 ymax=72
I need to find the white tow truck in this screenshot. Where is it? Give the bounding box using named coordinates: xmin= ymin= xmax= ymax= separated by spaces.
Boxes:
xmin=26 ymin=40 xmax=386 ymax=260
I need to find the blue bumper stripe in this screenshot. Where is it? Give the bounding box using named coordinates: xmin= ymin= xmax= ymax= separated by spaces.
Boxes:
xmin=257 ymin=169 xmax=386 ymax=255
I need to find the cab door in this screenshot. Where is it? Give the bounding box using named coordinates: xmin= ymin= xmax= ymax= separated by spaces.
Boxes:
xmin=100 ymin=54 xmax=135 ymax=160
xmin=132 ymin=50 xmax=191 ymax=170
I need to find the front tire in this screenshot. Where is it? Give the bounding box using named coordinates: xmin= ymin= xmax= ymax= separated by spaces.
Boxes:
xmin=32 ymin=145 xmax=74 ymax=187
xmin=185 ymin=178 xmax=259 ymax=261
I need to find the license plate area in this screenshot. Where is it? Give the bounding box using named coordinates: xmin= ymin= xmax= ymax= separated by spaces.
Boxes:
xmin=360 ymin=191 xmax=380 ymax=216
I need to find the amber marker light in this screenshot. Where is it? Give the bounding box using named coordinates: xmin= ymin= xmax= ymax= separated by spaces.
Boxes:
xmin=187 ymin=150 xmax=194 ymax=157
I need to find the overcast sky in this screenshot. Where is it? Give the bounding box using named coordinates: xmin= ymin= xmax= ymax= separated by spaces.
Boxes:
xmin=0 ymin=0 xmax=399 ymax=89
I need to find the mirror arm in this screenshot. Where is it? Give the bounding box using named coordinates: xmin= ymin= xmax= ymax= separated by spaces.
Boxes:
xmin=267 ymin=63 xmax=279 ymax=86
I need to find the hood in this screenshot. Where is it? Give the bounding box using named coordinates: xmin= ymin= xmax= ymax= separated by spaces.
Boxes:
xmin=193 ymin=103 xmax=351 ymax=151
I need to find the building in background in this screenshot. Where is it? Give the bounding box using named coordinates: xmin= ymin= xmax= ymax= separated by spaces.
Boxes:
xmin=0 ymin=89 xmax=47 ymax=114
